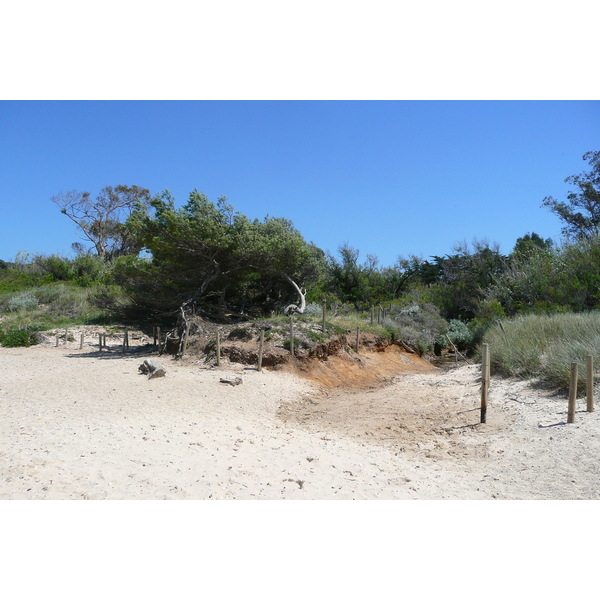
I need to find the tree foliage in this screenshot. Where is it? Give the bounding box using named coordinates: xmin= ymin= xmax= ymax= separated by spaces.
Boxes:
xmin=52 ymin=185 xmax=152 ymax=258
xmin=422 ymin=240 xmax=507 ymax=321
xmin=542 ymin=151 xmax=600 ymax=240
xmin=115 ymin=190 xmax=326 ymax=318
xmin=324 ymin=244 xmax=423 ymax=308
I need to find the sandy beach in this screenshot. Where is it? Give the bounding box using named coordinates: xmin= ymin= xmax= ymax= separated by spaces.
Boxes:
xmin=2 ymin=331 xmax=600 ymax=500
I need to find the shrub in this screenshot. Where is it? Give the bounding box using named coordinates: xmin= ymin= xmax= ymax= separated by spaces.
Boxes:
xmin=0 ymin=328 xmax=38 ymax=347
xmin=385 ymin=302 xmax=448 ymax=354
xmin=7 ymin=291 xmax=39 ymax=312
xmin=444 ymin=319 xmax=473 ymax=351
xmin=34 ymin=254 xmax=74 ymax=282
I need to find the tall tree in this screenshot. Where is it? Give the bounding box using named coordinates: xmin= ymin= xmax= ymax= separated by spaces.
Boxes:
xmin=542 ymin=151 xmax=600 ymax=240
xmin=52 ymin=185 xmax=152 ymax=258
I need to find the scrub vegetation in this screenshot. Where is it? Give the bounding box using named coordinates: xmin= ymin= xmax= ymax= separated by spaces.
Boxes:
xmin=2 ymin=151 xmax=600 ymax=389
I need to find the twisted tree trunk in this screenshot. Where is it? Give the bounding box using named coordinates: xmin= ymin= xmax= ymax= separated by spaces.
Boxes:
xmin=283 ymin=275 xmax=306 ymax=315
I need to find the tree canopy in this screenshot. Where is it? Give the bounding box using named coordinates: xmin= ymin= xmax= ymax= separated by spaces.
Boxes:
xmin=114 ymin=190 xmax=326 ymax=318
xmin=542 ymin=151 xmax=600 ymax=240
xmin=52 ymin=185 xmax=152 ymax=258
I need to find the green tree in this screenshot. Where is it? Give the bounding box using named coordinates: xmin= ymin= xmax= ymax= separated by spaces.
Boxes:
xmin=425 ymin=240 xmax=507 ymax=320
xmin=116 ymin=190 xmax=326 ymax=319
xmin=542 ymin=151 xmax=600 ymax=240
xmin=487 ymin=236 xmax=600 ymax=315
xmin=511 ymin=232 xmax=553 ymax=260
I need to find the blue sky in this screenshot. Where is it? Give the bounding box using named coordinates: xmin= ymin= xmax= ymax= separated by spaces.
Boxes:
xmin=1 ymin=100 xmax=598 ymax=266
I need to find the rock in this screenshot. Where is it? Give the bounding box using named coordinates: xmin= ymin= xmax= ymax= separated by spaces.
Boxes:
xmin=139 ymin=359 xmax=166 ymax=379
xmin=219 ymin=376 xmax=243 ymax=386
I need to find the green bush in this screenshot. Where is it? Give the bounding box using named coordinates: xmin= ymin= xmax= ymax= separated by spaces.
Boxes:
xmin=7 ymin=291 xmax=39 ymax=312
xmin=0 ymin=328 xmax=38 ymax=347
xmin=442 ymin=319 xmax=476 ymax=352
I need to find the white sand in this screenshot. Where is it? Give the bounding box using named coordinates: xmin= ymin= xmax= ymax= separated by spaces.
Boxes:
xmin=2 ymin=337 xmax=600 ymax=500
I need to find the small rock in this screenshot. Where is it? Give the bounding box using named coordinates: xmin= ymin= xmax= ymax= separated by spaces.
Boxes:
xmin=220 ymin=377 xmax=243 ymax=386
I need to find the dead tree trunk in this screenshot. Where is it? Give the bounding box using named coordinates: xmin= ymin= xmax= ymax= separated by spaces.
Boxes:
xmin=283 ymin=276 xmax=307 ymax=316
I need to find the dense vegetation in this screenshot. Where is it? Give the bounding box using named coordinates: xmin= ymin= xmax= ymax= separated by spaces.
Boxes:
xmin=2 ymin=151 xmax=600 ymax=389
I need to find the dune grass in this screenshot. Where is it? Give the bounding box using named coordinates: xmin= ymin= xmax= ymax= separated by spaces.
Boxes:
xmin=0 ymin=283 xmax=112 ymax=334
xmin=484 ymin=311 xmax=600 ymax=390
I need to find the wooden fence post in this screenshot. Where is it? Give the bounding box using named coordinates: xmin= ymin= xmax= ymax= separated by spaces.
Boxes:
xmin=480 ymin=343 xmax=490 ymax=423
xmin=290 ymin=315 xmax=295 ymax=357
xmin=258 ymin=329 xmax=264 ymax=372
xmin=55 ymin=333 xmax=59 ymax=347
xmin=80 ymin=333 xmax=84 ymax=349
xmin=216 ymin=330 xmax=221 ymax=367
xmin=568 ymin=362 xmax=578 ymax=423
xmin=587 ymin=355 xmax=594 ymax=412
xmin=356 ymin=327 xmax=360 ymax=351
xmin=182 ymin=322 xmax=190 ymax=356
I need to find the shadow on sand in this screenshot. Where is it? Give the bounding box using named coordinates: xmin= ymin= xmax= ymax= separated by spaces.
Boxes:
xmin=65 ymin=345 xmax=160 ymax=361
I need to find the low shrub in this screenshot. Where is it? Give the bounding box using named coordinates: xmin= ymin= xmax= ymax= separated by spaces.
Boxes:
xmin=0 ymin=328 xmax=38 ymax=347
xmin=444 ymin=319 xmax=474 ymax=351
xmin=7 ymin=291 xmax=39 ymax=312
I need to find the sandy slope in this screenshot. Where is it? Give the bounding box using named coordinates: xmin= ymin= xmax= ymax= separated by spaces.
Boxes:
xmin=2 ymin=335 xmax=600 ymax=500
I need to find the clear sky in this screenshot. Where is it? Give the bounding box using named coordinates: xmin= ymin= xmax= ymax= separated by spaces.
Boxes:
xmin=1 ymin=100 xmax=599 ymax=266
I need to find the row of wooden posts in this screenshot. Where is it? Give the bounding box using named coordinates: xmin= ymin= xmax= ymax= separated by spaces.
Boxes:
xmin=55 ymin=328 xmax=132 ymax=352
xmin=60 ymin=316 xmax=595 ymax=427
xmin=479 ymin=343 xmax=595 ymax=425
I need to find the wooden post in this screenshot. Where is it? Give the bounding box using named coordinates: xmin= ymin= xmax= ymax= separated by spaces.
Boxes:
xmin=258 ymin=329 xmax=264 ymax=372
xmin=568 ymin=362 xmax=578 ymax=423
xmin=322 ymin=300 xmax=327 ymax=332
xmin=55 ymin=333 xmax=59 ymax=347
xmin=79 ymin=333 xmax=84 ymax=349
xmin=153 ymin=326 xmax=157 ymax=348
xmin=125 ymin=328 xmax=129 ymax=350
xmin=480 ymin=343 xmax=490 ymax=423
xmin=122 ymin=330 xmax=127 ymax=353
xmin=356 ymin=327 xmax=360 ymax=351
xmin=587 ymin=355 xmax=594 ymax=412
xmin=182 ymin=322 xmax=190 ymax=356
xmin=216 ymin=330 xmax=221 ymax=367
xmin=157 ymin=327 xmax=161 ymax=354
xmin=290 ymin=315 xmax=295 ymax=357
xmin=64 ymin=327 xmax=68 ymax=345
xmin=370 ymin=306 xmax=374 ymax=325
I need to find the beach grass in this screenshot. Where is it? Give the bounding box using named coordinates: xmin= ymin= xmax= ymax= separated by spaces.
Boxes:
xmin=484 ymin=311 xmax=600 ymax=390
